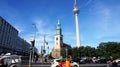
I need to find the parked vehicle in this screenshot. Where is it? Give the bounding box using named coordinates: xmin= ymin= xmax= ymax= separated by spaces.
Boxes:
xmin=0 ymin=53 xmax=20 ymax=67
xmin=51 ymin=58 xmax=79 ymax=67
xmin=115 ymin=58 xmax=120 ymax=63
xmin=72 ymin=58 xmax=86 ymax=64
xmin=92 ymin=57 xmax=109 ymax=63
xmin=98 ymin=58 xmax=109 ymax=63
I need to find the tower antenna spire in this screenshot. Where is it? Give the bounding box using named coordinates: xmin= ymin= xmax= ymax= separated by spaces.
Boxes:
xmin=74 ymin=0 xmax=76 ymax=4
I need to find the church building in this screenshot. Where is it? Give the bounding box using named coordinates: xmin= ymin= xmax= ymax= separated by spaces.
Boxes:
xmin=51 ymin=20 xmax=71 ymax=59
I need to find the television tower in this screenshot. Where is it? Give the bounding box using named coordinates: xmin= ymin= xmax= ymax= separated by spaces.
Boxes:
xmin=73 ymin=0 xmax=80 ymax=48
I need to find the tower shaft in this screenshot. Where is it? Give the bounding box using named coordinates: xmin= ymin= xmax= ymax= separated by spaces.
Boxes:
xmin=73 ymin=0 xmax=80 ymax=48
xmin=75 ymin=14 xmax=80 ymax=48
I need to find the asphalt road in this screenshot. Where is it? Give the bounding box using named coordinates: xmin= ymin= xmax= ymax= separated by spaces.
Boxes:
xmin=20 ymin=63 xmax=120 ymax=67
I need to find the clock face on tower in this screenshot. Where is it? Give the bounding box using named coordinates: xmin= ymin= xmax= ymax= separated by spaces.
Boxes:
xmin=56 ymin=30 xmax=60 ymax=35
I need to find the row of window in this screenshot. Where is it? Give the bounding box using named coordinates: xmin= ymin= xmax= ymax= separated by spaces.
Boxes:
xmin=0 ymin=16 xmax=37 ymax=55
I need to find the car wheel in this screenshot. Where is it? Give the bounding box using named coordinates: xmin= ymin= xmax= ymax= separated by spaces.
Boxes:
xmin=9 ymin=64 xmax=18 ymax=67
xmin=74 ymin=65 xmax=78 ymax=67
xmin=56 ymin=65 xmax=60 ymax=67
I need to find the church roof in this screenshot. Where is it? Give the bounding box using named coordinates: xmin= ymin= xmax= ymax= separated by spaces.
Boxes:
xmin=61 ymin=43 xmax=71 ymax=48
xmin=56 ymin=19 xmax=62 ymax=35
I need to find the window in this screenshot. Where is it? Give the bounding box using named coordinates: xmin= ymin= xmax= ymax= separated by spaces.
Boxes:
xmin=56 ymin=37 xmax=58 ymax=40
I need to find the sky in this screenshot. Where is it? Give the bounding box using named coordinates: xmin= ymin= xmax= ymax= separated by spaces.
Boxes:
xmin=0 ymin=0 xmax=120 ymax=53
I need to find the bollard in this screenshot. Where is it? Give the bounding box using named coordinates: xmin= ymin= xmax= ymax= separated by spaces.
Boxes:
xmin=66 ymin=59 xmax=70 ymax=67
xmin=28 ymin=64 xmax=31 ymax=67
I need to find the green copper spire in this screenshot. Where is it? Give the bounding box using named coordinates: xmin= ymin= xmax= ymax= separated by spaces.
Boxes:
xmin=56 ymin=19 xmax=62 ymax=35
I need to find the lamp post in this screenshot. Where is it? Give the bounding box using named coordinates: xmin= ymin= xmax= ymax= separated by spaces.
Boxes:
xmin=66 ymin=47 xmax=68 ymax=59
xmin=30 ymin=39 xmax=35 ymax=62
xmin=46 ymin=42 xmax=49 ymax=59
xmin=41 ymin=35 xmax=48 ymax=63
xmin=28 ymin=47 xmax=32 ymax=67
xmin=32 ymin=23 xmax=37 ymax=62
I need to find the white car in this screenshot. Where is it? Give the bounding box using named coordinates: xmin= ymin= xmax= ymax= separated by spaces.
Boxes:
xmin=51 ymin=59 xmax=79 ymax=67
xmin=51 ymin=59 xmax=60 ymax=67
xmin=115 ymin=58 xmax=120 ymax=63
xmin=0 ymin=53 xmax=20 ymax=67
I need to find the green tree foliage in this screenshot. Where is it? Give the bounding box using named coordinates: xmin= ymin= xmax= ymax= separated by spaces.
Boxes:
xmin=60 ymin=42 xmax=120 ymax=59
xmin=61 ymin=48 xmax=66 ymax=58
xmin=61 ymin=47 xmax=72 ymax=58
xmin=97 ymin=42 xmax=120 ymax=59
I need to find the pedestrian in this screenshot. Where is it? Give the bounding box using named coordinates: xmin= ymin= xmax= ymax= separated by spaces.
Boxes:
xmin=69 ymin=55 xmax=72 ymax=61
xmin=0 ymin=59 xmax=3 ymax=67
xmin=44 ymin=58 xmax=47 ymax=63
xmin=107 ymin=56 xmax=118 ymax=67
xmin=34 ymin=56 xmax=37 ymax=63
xmin=66 ymin=58 xmax=70 ymax=67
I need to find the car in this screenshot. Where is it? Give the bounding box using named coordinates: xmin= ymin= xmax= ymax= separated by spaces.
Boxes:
xmin=115 ymin=58 xmax=120 ymax=63
xmin=0 ymin=53 xmax=20 ymax=67
xmin=51 ymin=59 xmax=60 ymax=67
xmin=72 ymin=58 xmax=86 ymax=64
xmin=51 ymin=58 xmax=79 ymax=67
xmin=92 ymin=57 xmax=109 ymax=63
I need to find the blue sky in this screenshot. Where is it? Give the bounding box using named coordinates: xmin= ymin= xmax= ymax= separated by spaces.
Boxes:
xmin=0 ymin=0 xmax=120 ymax=52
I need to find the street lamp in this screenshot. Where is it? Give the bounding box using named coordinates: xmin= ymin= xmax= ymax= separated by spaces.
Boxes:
xmin=32 ymin=23 xmax=37 ymax=62
xmin=66 ymin=47 xmax=68 ymax=59
xmin=30 ymin=38 xmax=35 ymax=63
xmin=29 ymin=47 xmax=32 ymax=67
xmin=41 ymin=35 xmax=48 ymax=63
xmin=46 ymin=42 xmax=49 ymax=59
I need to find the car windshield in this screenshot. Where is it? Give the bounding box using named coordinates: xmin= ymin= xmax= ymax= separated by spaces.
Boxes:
xmin=56 ymin=59 xmax=67 ymax=62
xmin=56 ymin=60 xmax=61 ymax=62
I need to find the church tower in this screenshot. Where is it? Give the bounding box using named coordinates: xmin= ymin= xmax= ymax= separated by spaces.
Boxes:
xmin=54 ymin=19 xmax=63 ymax=49
xmin=51 ymin=19 xmax=63 ymax=58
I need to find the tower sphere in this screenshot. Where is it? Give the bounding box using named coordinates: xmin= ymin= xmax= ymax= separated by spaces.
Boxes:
xmin=73 ymin=6 xmax=79 ymax=14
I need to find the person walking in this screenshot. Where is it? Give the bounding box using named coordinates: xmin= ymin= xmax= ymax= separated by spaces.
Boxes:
xmin=107 ymin=56 xmax=118 ymax=67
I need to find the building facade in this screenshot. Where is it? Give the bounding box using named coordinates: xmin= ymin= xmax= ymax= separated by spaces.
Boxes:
xmin=0 ymin=16 xmax=38 ymax=56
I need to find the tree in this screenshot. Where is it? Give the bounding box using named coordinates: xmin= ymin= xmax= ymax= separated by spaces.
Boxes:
xmin=97 ymin=42 xmax=120 ymax=59
xmin=61 ymin=48 xmax=66 ymax=58
xmin=60 ymin=42 xmax=120 ymax=59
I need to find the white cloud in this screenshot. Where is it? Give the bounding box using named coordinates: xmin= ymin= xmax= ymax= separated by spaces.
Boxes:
xmin=88 ymin=1 xmax=120 ymax=39
xmin=80 ymin=0 xmax=93 ymax=8
xmin=31 ymin=18 xmax=55 ymax=51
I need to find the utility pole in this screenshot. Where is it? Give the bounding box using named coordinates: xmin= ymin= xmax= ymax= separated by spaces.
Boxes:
xmin=32 ymin=23 xmax=37 ymax=62
xmin=28 ymin=47 xmax=32 ymax=67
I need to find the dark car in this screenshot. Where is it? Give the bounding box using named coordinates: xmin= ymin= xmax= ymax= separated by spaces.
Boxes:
xmin=96 ymin=58 xmax=109 ymax=63
xmin=72 ymin=58 xmax=86 ymax=64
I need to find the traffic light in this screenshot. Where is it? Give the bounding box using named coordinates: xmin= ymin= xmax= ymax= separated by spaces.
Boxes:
xmin=31 ymin=40 xmax=35 ymax=47
xmin=43 ymin=49 xmax=46 ymax=54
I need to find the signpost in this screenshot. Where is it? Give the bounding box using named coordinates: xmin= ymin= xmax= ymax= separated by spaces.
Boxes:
xmin=66 ymin=47 xmax=68 ymax=59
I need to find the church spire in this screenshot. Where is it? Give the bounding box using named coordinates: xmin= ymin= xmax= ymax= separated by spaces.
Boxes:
xmin=57 ymin=19 xmax=60 ymax=29
xmin=56 ymin=19 xmax=62 ymax=35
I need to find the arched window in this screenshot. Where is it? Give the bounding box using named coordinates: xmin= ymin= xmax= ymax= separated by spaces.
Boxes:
xmin=56 ymin=37 xmax=58 ymax=40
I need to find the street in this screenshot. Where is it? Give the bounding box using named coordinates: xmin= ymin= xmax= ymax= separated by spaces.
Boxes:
xmin=20 ymin=63 xmax=120 ymax=67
